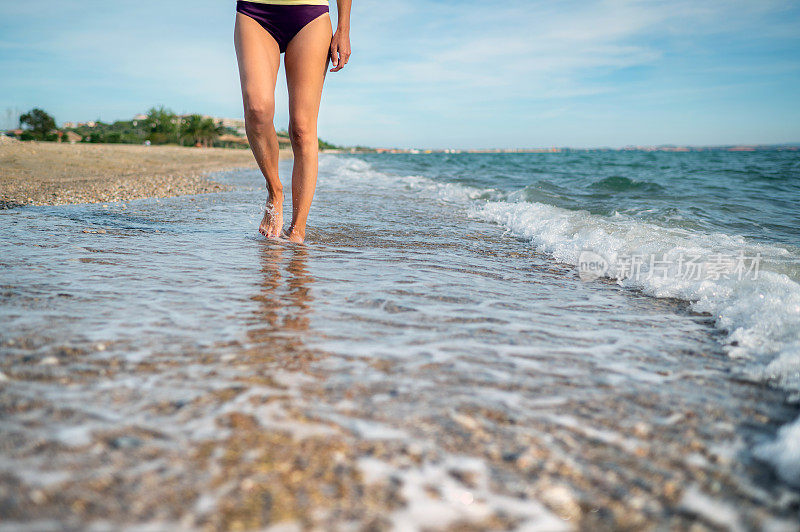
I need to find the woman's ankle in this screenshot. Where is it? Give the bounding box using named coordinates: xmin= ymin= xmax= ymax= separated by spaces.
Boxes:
xmin=267 ymin=187 xmax=284 ymax=204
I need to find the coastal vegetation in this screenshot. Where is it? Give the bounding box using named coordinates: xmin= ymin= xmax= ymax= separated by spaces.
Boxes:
xmin=18 ymin=108 xmax=57 ymax=141
xmin=4 ymin=106 xmax=340 ymax=150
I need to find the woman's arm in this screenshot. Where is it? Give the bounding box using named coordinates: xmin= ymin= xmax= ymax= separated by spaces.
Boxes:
xmin=329 ymin=0 xmax=351 ymax=72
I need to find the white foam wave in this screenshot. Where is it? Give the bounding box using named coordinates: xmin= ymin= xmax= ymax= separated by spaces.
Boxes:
xmin=319 ymin=155 xmax=500 ymax=203
xmin=468 ymin=199 xmax=800 ymax=484
xmin=358 ymin=454 xmax=570 ymax=531
xmin=754 ymin=417 xmax=800 ymax=488
xmin=322 ymin=155 xmax=800 ymax=485
xmin=470 ymin=202 xmax=799 ymax=362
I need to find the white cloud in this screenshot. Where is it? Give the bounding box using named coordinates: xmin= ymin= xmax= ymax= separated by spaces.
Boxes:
xmin=343 ymin=0 xmax=797 ymax=96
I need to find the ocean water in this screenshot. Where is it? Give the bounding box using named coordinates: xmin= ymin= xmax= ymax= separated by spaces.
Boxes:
xmin=357 ymin=150 xmax=800 ymax=472
xmin=1 ymin=150 xmax=799 ymax=529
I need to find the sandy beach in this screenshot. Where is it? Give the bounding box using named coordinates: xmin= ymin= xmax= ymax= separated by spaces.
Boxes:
xmin=0 ymin=140 xmax=291 ymax=208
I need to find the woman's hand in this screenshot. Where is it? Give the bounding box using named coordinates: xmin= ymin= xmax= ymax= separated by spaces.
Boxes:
xmin=329 ymin=28 xmax=350 ymax=72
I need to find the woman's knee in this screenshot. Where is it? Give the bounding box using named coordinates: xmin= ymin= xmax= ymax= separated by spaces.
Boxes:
xmin=288 ymin=119 xmax=317 ymax=147
xmin=244 ymin=96 xmax=275 ymax=131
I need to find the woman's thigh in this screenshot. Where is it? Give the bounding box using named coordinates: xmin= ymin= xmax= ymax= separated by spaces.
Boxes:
xmin=234 ymin=12 xmax=281 ymax=111
xmin=283 ymin=14 xmax=332 ymax=128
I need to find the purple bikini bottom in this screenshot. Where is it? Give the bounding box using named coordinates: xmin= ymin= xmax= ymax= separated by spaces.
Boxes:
xmin=236 ymin=1 xmax=329 ymax=53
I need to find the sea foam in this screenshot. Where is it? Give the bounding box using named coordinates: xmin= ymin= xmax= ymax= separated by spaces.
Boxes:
xmin=469 ymin=198 xmax=800 ymax=486
xmin=323 ymin=154 xmax=800 ymax=486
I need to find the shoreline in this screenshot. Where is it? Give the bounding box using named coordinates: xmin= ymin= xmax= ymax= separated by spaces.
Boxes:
xmin=0 ymin=141 xmax=291 ymax=208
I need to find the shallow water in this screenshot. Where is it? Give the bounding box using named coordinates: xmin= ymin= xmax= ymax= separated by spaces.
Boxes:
xmin=0 ymin=153 xmax=799 ymax=530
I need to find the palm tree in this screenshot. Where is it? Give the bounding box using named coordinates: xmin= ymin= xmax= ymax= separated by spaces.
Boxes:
xmin=180 ymin=115 xmax=221 ymax=148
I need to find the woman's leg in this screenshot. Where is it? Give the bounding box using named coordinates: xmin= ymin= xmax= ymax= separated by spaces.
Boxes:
xmin=282 ymin=13 xmax=332 ymax=243
xmin=234 ymin=13 xmax=284 ymax=238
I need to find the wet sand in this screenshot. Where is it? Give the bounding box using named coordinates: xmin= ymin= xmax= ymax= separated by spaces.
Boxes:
xmin=0 ymin=140 xmax=290 ymax=208
xmin=1 ymin=222 xmax=796 ymax=531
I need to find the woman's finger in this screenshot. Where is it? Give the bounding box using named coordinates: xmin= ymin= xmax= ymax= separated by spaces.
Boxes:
xmin=330 ymin=44 xmax=339 ymax=68
xmin=330 ymin=52 xmax=345 ymax=71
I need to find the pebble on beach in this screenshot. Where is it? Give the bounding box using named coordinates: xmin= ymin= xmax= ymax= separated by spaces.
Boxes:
xmin=0 ymin=141 xmax=290 ymax=208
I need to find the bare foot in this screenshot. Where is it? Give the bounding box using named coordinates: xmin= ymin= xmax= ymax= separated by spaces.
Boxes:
xmin=259 ymin=193 xmax=284 ymax=238
xmin=281 ymin=225 xmax=306 ymax=243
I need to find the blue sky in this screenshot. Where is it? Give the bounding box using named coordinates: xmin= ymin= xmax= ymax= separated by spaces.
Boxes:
xmin=1 ymin=0 xmax=799 ymax=149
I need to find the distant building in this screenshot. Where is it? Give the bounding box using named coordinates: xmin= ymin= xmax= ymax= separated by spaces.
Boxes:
xmin=218 ymin=118 xmax=246 ymax=129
